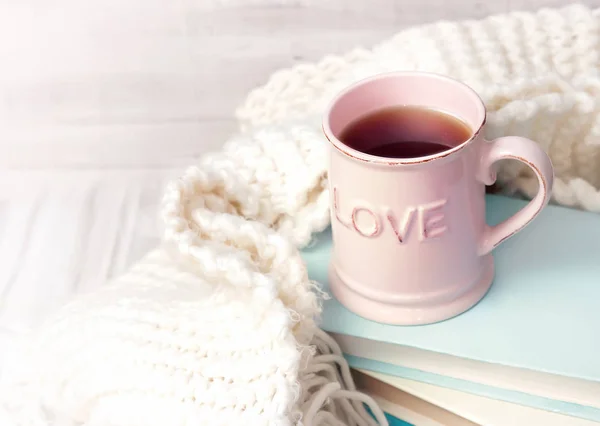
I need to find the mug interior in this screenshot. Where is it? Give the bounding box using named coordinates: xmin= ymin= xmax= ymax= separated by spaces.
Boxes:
xmin=324 ymin=72 xmax=486 ymax=163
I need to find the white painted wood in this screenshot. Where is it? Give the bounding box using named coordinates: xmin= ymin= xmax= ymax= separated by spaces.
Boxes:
xmin=2 ymin=0 xmax=597 ymax=167
xmin=0 ymin=0 xmax=598 ymax=377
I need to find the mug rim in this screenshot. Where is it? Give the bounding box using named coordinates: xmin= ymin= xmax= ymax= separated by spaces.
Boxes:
xmin=322 ymin=71 xmax=487 ymax=166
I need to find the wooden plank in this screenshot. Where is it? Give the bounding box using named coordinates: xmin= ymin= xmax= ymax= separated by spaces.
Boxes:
xmin=4 ymin=0 xmax=598 ymax=167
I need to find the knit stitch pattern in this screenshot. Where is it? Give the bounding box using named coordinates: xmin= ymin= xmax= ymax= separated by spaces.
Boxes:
xmin=1 ymin=4 xmax=599 ymax=426
xmin=237 ymin=4 xmax=600 ymax=212
xmin=1 ymin=249 xmax=306 ymax=425
xmin=0 ymin=123 xmax=380 ymax=426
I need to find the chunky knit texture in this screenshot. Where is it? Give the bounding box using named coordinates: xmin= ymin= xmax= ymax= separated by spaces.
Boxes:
xmin=0 ymin=123 xmax=382 ymax=426
xmin=238 ymin=4 xmax=600 ymax=212
xmin=1 ymin=4 xmax=600 ymax=426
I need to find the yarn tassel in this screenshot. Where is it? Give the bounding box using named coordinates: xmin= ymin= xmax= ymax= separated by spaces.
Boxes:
xmin=299 ymin=329 xmax=388 ymax=426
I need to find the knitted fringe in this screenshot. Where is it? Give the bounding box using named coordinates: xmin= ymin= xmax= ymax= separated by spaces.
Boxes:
xmin=0 ymin=329 xmax=389 ymax=426
xmin=297 ymin=329 xmax=388 ymax=426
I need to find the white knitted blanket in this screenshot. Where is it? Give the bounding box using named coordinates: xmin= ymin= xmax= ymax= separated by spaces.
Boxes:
xmin=1 ymin=4 xmax=599 ymax=426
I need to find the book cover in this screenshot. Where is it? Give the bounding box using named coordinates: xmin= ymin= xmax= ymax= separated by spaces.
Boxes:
xmin=355 ymin=369 xmax=478 ymax=426
xmin=301 ymin=195 xmax=600 ymax=421
xmin=355 ymin=368 xmax=600 ymax=426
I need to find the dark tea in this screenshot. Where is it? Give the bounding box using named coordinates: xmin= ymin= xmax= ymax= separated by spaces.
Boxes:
xmin=339 ymin=105 xmax=472 ymax=159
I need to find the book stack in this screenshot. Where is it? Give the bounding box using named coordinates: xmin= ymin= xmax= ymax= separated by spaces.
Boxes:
xmin=301 ymin=195 xmax=600 ymax=426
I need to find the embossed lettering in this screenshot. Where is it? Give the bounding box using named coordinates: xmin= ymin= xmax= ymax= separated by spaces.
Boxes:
xmin=384 ymin=206 xmax=417 ymax=244
xmin=352 ymin=207 xmax=381 ymax=238
xmin=333 ymin=187 xmax=352 ymax=229
xmin=419 ymin=199 xmax=448 ymax=241
xmin=333 ymin=186 xmax=448 ymax=243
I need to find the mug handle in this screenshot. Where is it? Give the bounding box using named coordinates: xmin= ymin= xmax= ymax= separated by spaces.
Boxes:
xmin=477 ymin=136 xmax=554 ymax=256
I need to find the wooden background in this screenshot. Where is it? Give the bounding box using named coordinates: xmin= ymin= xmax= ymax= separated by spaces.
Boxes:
xmin=3 ymin=0 xmax=597 ymax=169
xmin=0 ymin=0 xmax=598 ymax=369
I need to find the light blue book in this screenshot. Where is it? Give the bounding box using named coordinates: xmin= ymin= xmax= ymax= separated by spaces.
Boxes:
xmin=301 ymin=195 xmax=600 ymax=422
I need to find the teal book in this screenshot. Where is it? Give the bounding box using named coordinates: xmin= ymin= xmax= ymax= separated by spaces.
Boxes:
xmin=385 ymin=414 xmax=412 ymax=426
xmin=301 ymin=195 xmax=600 ymax=422
xmin=381 ymin=412 xmax=412 ymax=426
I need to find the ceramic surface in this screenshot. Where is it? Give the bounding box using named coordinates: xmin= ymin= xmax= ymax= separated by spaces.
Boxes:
xmin=323 ymin=72 xmax=554 ymax=325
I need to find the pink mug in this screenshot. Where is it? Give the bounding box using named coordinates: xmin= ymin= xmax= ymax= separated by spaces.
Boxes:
xmin=322 ymin=72 xmax=554 ymax=325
